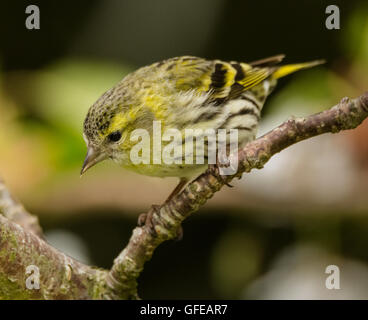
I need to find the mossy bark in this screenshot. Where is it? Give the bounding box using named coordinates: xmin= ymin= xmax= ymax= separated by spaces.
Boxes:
xmin=0 ymin=216 xmax=109 ymax=299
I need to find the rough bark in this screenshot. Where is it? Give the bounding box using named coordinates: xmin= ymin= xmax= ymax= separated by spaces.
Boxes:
xmin=0 ymin=215 xmax=109 ymax=299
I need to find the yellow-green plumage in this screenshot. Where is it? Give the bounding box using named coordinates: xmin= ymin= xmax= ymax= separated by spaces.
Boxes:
xmin=82 ymin=55 xmax=324 ymax=179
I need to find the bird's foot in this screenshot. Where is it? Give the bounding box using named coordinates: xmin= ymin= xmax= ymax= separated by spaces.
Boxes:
xmin=208 ymin=163 xmax=233 ymax=187
xmin=174 ymin=225 xmax=184 ymax=241
xmin=137 ymin=204 xmax=161 ymax=236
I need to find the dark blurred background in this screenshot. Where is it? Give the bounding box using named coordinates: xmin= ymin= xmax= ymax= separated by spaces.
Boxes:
xmin=1 ymin=0 xmax=368 ymax=299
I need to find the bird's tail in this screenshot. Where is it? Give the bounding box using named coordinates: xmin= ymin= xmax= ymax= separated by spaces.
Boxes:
xmin=271 ymin=59 xmax=325 ymax=80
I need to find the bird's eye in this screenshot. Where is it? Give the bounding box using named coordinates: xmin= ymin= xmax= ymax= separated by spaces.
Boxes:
xmin=107 ymin=131 xmax=122 ymax=142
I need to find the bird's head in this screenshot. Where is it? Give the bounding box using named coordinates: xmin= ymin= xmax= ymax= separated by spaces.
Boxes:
xmin=81 ymin=90 xmax=130 ymax=175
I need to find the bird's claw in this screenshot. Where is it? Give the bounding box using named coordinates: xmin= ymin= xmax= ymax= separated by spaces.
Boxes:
xmin=137 ymin=204 xmax=161 ymax=236
xmin=174 ymin=226 xmax=184 ymax=241
xmin=137 ymin=213 xmax=147 ymax=227
xmin=208 ymin=163 xmax=233 ymax=187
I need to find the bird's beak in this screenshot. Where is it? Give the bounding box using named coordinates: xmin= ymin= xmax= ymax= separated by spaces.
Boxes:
xmin=80 ymin=147 xmax=107 ymax=176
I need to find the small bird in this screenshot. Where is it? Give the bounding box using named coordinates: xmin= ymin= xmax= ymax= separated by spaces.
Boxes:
xmin=81 ymin=55 xmax=323 ymax=203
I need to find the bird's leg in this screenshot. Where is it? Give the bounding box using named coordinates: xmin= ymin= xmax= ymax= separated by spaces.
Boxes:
xmin=138 ymin=204 xmax=161 ymax=235
xmin=137 ymin=178 xmax=188 ymax=239
xmin=208 ymin=163 xmax=233 ymax=187
xmin=165 ymin=177 xmax=188 ymax=203
xmin=208 ymin=149 xmax=234 ymax=187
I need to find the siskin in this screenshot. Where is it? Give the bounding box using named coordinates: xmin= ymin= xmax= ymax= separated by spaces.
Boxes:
xmin=81 ymin=55 xmax=324 ymax=201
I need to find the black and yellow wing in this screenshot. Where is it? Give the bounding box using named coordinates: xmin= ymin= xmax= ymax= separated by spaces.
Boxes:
xmin=157 ymin=55 xmax=323 ymax=105
xmin=158 ymin=56 xmax=277 ymax=104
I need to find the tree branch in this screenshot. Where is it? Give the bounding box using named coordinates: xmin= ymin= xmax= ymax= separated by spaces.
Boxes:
xmin=105 ymin=93 xmax=368 ymax=299
xmin=0 ymin=214 xmax=109 ymax=299
xmin=1 ymin=93 xmax=367 ymax=299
